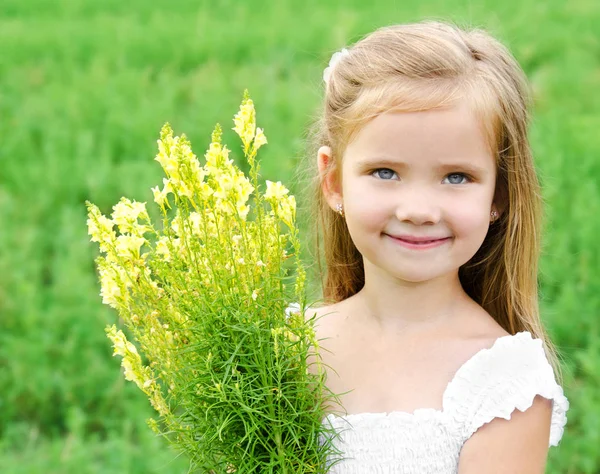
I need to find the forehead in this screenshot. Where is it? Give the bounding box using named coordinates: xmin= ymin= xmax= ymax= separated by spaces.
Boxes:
xmin=343 ymin=101 xmax=495 ymax=169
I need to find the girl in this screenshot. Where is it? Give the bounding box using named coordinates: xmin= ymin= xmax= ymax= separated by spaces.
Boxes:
xmin=300 ymin=20 xmax=569 ymax=473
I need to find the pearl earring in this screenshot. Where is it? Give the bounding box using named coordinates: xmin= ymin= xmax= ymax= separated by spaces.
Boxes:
xmin=335 ymin=203 xmax=344 ymax=217
xmin=490 ymin=210 xmax=499 ymax=222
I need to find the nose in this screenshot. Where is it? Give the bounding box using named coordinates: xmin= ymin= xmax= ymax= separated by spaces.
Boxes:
xmin=394 ymin=188 xmax=441 ymax=225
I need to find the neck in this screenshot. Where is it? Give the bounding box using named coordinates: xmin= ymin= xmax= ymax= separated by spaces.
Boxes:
xmin=353 ymin=264 xmax=471 ymax=335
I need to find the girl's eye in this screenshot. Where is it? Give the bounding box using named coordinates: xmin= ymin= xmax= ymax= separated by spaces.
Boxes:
xmin=443 ymin=173 xmax=471 ymax=185
xmin=371 ymin=168 xmax=397 ymax=180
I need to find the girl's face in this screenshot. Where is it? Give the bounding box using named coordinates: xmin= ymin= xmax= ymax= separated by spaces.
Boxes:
xmin=319 ymin=100 xmax=499 ymax=283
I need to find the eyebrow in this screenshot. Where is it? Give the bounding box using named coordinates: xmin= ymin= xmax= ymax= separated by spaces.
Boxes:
xmin=355 ymin=157 xmax=488 ymax=175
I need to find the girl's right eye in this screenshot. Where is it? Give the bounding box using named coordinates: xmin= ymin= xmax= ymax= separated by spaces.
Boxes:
xmin=371 ymin=168 xmax=397 ymax=180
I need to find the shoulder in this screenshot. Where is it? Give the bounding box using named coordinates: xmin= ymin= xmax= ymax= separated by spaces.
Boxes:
xmin=299 ymin=300 xmax=349 ymax=336
xmin=446 ymin=330 xmax=569 ymax=451
xmin=454 ymin=303 xmax=510 ymax=342
xmin=285 ymin=300 xmax=346 ymax=348
xmin=451 ymin=330 xmax=569 ymax=472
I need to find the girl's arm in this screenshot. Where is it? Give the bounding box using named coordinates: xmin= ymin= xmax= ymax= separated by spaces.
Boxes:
xmin=458 ymin=395 xmax=553 ymax=473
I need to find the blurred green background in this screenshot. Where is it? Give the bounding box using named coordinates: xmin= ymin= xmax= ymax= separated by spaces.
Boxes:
xmin=1 ymin=0 xmax=598 ymax=472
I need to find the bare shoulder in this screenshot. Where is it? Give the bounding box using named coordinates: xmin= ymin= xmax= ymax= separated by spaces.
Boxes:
xmin=302 ymin=299 xmax=357 ymax=358
xmin=304 ymin=300 xmax=348 ymax=335
xmin=303 ymin=302 xmax=336 ymax=321
xmin=302 ymin=301 xmax=344 ymax=375
xmin=458 ymin=394 xmax=552 ymax=473
xmin=437 ymin=306 xmax=512 ymax=371
xmin=457 ymin=303 xmax=510 ymax=346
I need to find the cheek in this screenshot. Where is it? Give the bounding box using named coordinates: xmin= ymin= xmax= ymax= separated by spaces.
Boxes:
xmin=449 ymin=198 xmax=491 ymax=241
xmin=342 ymin=182 xmax=388 ymax=241
xmin=345 ymin=194 xmax=383 ymax=233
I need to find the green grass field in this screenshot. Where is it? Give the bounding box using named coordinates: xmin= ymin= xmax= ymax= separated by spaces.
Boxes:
xmin=1 ymin=0 xmax=599 ymax=472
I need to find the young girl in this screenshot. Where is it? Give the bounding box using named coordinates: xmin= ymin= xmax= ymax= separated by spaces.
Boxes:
xmin=299 ymin=20 xmax=569 ymax=473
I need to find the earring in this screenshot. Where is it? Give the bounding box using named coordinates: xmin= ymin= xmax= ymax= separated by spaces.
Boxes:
xmin=335 ymin=203 xmax=344 ymax=217
xmin=490 ymin=210 xmax=499 ymax=222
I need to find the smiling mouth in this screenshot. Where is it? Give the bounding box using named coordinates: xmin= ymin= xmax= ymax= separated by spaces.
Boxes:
xmin=386 ymin=234 xmax=452 ymax=248
xmin=387 ymin=235 xmax=451 ymax=243
xmin=402 ymin=238 xmax=442 ymax=244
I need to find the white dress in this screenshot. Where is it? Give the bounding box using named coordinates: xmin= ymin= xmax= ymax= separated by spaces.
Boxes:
xmin=319 ymin=331 xmax=569 ymax=474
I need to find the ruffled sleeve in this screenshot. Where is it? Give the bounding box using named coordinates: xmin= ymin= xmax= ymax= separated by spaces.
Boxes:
xmin=445 ymin=332 xmax=569 ymax=447
xmin=285 ymin=302 xmax=301 ymax=319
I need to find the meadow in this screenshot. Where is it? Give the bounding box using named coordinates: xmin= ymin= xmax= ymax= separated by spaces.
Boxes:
xmin=0 ymin=0 xmax=599 ymax=472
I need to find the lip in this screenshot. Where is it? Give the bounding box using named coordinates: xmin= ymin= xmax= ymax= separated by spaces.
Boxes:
xmin=386 ymin=234 xmax=452 ymax=250
xmin=392 ymin=234 xmax=450 ymax=242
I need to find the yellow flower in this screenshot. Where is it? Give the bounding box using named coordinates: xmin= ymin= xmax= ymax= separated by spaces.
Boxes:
xmin=105 ymin=325 xmax=145 ymax=388
xmin=115 ymin=234 xmax=147 ymax=259
xmin=254 ymin=127 xmax=267 ymax=151
xmin=205 ymin=142 xmax=226 ymax=172
xmin=233 ymin=173 xmax=254 ymax=220
xmin=155 ymin=138 xmax=181 ymax=181
xmin=170 ymin=211 xmax=183 ymax=236
xmin=233 ymin=97 xmax=256 ymax=150
xmin=263 ymin=182 xmax=296 ymax=228
xmin=188 ymin=212 xmax=203 ymax=236
xmin=204 ymin=127 xmax=234 ymax=180
xmin=156 ymin=126 xmax=211 ymax=204
xmin=197 ymin=181 xmax=213 ymax=200
xmin=87 ymin=214 xmax=113 ymax=242
xmin=111 ymin=198 xmax=149 ymax=234
xmin=106 ymin=325 xmax=132 ymax=357
xmin=213 ymin=173 xmax=235 ymax=200
xmin=264 ymin=181 xmax=289 ymax=201
xmin=235 ymin=173 xmax=254 ymax=200
xmin=98 ymin=268 xmax=121 ymax=308
xmin=237 ymin=204 xmax=250 ymax=220
xmin=278 ymin=195 xmax=296 ymax=228
xmin=86 ymin=203 xmax=117 ymax=254
xmin=188 ymin=155 xmax=206 ymax=180
xmin=151 ymin=178 xmax=173 ymax=207
xmin=175 ymin=180 xmax=194 ymax=199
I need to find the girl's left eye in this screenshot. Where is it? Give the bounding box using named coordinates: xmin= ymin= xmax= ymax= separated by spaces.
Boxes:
xmin=443 ymin=173 xmax=471 ymax=185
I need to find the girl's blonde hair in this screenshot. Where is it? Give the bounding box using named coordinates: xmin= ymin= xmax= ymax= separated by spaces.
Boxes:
xmin=300 ymin=20 xmax=561 ymax=379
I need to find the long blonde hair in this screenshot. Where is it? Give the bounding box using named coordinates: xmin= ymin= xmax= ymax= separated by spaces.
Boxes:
xmin=298 ymin=20 xmax=561 ymax=380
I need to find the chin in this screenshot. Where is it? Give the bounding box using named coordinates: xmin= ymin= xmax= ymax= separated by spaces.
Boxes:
xmin=388 ymin=269 xmax=451 ymax=284
xmin=388 ymin=266 xmax=458 ymax=283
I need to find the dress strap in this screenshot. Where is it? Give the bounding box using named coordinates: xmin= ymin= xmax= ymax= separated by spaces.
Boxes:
xmin=443 ymin=332 xmax=569 ymax=447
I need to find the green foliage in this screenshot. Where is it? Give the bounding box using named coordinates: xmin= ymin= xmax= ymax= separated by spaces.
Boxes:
xmin=0 ymin=412 xmax=189 ymax=474
xmin=85 ymin=98 xmax=341 ymax=472
xmin=1 ymin=0 xmax=599 ymax=472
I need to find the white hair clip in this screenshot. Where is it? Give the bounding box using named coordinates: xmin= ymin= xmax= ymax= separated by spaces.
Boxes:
xmin=323 ymin=48 xmax=350 ymax=86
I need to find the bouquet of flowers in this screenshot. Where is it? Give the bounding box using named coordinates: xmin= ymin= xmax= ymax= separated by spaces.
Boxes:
xmin=86 ymin=92 xmax=341 ymax=473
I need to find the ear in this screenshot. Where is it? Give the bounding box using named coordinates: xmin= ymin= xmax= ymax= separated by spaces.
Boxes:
xmin=492 ymin=172 xmax=508 ymax=217
xmin=317 ymin=146 xmax=343 ymax=210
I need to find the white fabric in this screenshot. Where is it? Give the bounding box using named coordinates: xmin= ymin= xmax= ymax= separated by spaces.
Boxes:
xmin=319 ymin=331 xmax=569 ymax=474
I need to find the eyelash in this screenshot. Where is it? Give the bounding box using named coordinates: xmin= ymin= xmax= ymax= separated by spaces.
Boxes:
xmin=370 ymin=168 xmax=473 ymax=184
